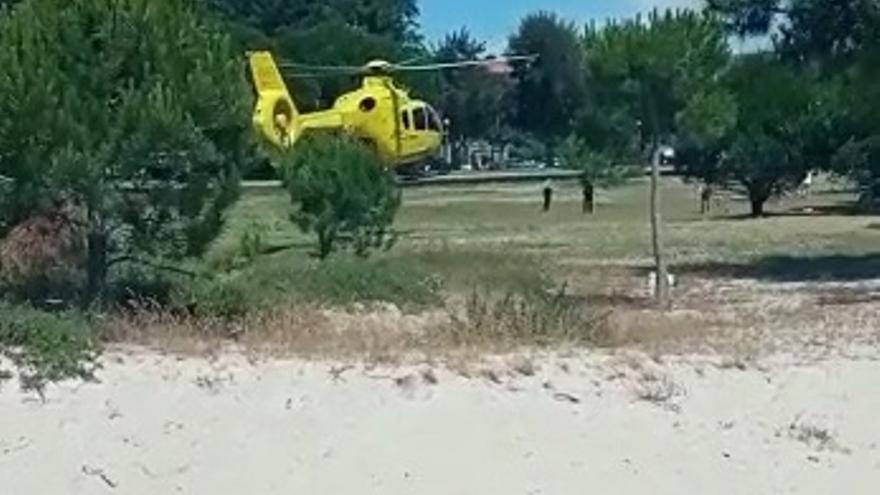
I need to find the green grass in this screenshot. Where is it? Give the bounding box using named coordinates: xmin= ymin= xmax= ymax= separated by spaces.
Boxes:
xmin=394 ymin=177 xmax=876 ymax=263
xmin=216 ymin=175 xmax=878 ymax=291
xmin=198 ymin=175 xmax=880 ymax=309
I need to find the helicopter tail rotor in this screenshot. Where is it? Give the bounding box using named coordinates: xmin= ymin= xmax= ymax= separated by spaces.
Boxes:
xmin=248 ymin=51 xmax=300 ymax=148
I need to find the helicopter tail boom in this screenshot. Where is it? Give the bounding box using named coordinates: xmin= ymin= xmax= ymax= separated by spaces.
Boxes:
xmin=248 ymin=51 xmax=300 ymax=148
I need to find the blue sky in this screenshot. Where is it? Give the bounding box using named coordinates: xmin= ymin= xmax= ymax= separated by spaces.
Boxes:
xmin=420 ymin=0 xmax=702 ymax=51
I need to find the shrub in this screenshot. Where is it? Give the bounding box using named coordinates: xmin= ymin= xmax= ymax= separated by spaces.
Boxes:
xmin=0 ymin=0 xmax=253 ymax=304
xmin=0 ymin=206 xmax=86 ymax=304
xmin=450 ymin=279 xmax=606 ymax=347
xmin=169 ymin=253 xmax=442 ymax=318
xmin=173 ymin=275 xmax=255 ymax=319
xmin=280 ymin=134 xmax=401 ymax=258
xmin=0 ymin=303 xmax=99 ymax=391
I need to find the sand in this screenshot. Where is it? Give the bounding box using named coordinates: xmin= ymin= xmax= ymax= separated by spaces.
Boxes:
xmin=2 ymin=348 xmax=879 ymax=494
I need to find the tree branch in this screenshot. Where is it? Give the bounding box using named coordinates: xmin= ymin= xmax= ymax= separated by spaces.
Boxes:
xmin=108 ymin=255 xmax=201 ymax=278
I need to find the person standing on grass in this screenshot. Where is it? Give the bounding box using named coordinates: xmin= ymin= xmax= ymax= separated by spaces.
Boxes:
xmin=581 ymin=178 xmax=595 ymax=214
xmin=542 ymin=179 xmax=554 ymax=212
xmin=798 ymin=170 xmax=814 ymax=198
xmin=700 ymin=183 xmax=713 ymax=215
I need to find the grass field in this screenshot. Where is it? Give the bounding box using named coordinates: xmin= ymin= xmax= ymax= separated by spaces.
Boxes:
xmin=162 ymin=175 xmax=878 ymax=360
xmin=214 ymin=175 xmax=878 ymax=282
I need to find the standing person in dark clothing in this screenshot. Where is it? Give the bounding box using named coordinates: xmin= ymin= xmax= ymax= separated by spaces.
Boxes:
xmin=700 ymin=183 xmax=713 ymax=215
xmin=582 ymin=178 xmax=595 ymax=214
xmin=542 ymin=179 xmax=554 ymax=212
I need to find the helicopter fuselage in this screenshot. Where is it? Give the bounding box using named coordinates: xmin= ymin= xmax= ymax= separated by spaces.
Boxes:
xmin=249 ymin=51 xmax=444 ymax=168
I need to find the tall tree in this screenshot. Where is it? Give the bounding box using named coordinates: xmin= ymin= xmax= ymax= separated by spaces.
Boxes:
xmin=507 ymin=12 xmax=587 ymax=160
xmin=708 ymin=54 xmax=818 ymax=217
xmin=585 ymin=9 xmax=731 ymax=303
xmin=0 ymin=0 xmax=252 ymax=303
xmin=208 ymin=0 xmax=423 ymax=112
xmin=206 ymin=0 xmax=420 ymax=45
xmin=432 ymin=28 xmax=510 ymax=165
xmin=710 ymin=0 xmax=880 ymax=205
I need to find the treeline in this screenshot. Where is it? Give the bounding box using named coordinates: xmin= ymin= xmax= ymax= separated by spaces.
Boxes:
xmin=426 ymin=2 xmax=880 ymax=217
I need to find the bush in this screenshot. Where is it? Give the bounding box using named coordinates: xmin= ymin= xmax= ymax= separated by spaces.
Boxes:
xmin=450 ymin=279 xmax=606 ymax=347
xmin=170 ymin=253 xmax=442 ymax=318
xmin=280 ymin=134 xmax=401 ymax=258
xmin=0 ymin=303 xmax=99 ymax=391
xmin=173 ymin=274 xmax=255 ymax=319
xmin=0 ymin=0 xmax=253 ymax=304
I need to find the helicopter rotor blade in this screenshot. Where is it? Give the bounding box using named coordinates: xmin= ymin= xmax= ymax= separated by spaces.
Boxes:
xmin=391 ymin=54 xmax=538 ymax=72
xmin=277 ymin=61 xmax=365 ymax=72
xmin=281 ymin=71 xmax=362 ymax=79
xmin=275 ymin=54 xmax=538 ymax=78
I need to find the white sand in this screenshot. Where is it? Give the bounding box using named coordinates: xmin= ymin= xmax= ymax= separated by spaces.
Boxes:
xmin=2 ymin=349 xmax=879 ymax=494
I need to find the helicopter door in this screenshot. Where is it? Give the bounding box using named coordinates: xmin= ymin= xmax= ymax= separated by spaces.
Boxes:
xmin=410 ymin=105 xmax=430 ymax=155
xmin=400 ymin=107 xmax=422 ymax=156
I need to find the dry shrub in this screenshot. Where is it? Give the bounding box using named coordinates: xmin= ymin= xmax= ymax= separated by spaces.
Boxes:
xmin=440 ymin=285 xmax=610 ymax=350
xmin=101 ymin=288 xmax=607 ymax=362
xmin=100 ymin=302 xmax=448 ymax=361
xmin=0 ymin=205 xmax=85 ymax=297
xmin=632 ymin=370 xmax=684 ymax=409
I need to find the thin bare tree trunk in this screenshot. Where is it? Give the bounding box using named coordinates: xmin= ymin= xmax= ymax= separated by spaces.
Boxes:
xmin=650 ymin=144 xmax=670 ymax=305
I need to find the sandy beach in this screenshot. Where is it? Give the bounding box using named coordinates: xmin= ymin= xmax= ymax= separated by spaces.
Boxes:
xmin=2 ymin=348 xmax=879 ymax=494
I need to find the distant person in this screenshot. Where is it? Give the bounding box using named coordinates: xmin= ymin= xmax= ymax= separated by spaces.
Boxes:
xmin=582 ymin=179 xmax=595 ymax=214
xmin=700 ymin=183 xmax=713 ymax=215
xmin=798 ymin=171 xmax=814 ymax=198
xmin=542 ymin=179 xmax=554 ymax=212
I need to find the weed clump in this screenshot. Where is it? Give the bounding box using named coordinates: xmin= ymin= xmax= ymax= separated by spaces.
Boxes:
xmin=448 ymin=280 xmax=608 ymax=348
xmin=0 ymin=303 xmax=99 ymax=391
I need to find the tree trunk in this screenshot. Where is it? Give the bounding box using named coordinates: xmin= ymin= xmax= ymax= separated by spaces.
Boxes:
xmin=582 ymin=181 xmax=595 ymax=214
xmin=750 ymin=198 xmax=765 ymax=217
xmin=317 ymin=229 xmax=333 ymax=259
xmin=650 ymin=145 xmax=670 ymax=305
xmin=85 ymin=228 xmax=108 ymax=306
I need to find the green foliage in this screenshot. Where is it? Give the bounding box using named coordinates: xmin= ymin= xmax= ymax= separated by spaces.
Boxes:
xmin=456 ymin=280 xmax=604 ymax=347
xmin=0 ymin=0 xmax=252 ymax=303
xmin=707 ymin=0 xmax=880 ymax=208
xmin=176 ymin=253 xmax=441 ymax=317
xmin=208 ymin=0 xmax=422 ymax=110
xmin=559 ymin=136 xmax=639 ymax=188
xmin=275 ymin=19 xmax=407 ymax=110
xmin=280 ymin=134 xmax=401 ymax=258
xmin=207 ymin=0 xmax=420 ymax=47
xmin=676 ymin=89 xmax=739 ymax=187
xmin=703 ymin=55 xmax=812 ymax=216
xmin=710 ymin=0 xmax=878 ymax=63
xmin=707 ymin=0 xmax=783 ymax=35
xmin=835 ymin=136 xmax=880 ymax=207
xmin=0 ymin=302 xmax=98 ymax=391
xmin=432 ymin=28 xmax=510 ymax=159
xmin=585 ymin=9 xmax=731 ymax=150
xmin=507 ymin=12 xmax=586 ymax=148
xmin=289 ymin=255 xmax=441 ymax=307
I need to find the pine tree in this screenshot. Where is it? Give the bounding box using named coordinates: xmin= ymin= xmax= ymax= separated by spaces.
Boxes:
xmin=0 ymin=0 xmax=253 ymax=304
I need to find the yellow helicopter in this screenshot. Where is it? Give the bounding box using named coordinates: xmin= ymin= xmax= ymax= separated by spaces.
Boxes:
xmin=248 ymin=51 xmax=536 ymax=170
